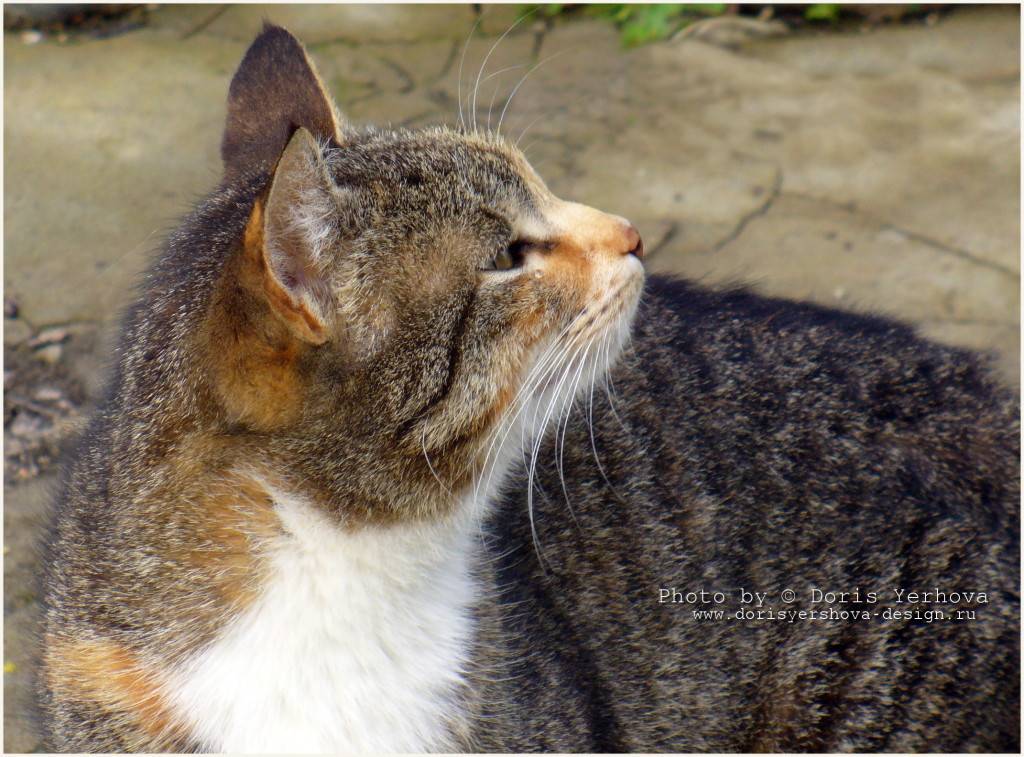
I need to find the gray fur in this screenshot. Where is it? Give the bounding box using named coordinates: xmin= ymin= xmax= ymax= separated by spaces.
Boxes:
xmin=473 ymin=277 xmax=1019 ymax=751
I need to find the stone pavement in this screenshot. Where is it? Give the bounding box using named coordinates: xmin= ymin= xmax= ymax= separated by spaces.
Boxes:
xmin=3 ymin=5 xmax=1019 ymax=751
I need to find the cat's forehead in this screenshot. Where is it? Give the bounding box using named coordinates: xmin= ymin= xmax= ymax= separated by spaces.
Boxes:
xmin=332 ymin=127 xmax=545 ymax=207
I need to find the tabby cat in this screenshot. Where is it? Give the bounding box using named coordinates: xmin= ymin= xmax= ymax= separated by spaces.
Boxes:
xmin=39 ymin=24 xmax=1019 ymax=752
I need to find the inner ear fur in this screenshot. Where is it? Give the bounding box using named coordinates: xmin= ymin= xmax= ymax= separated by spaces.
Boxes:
xmin=221 ymin=23 xmax=341 ymax=182
xmin=256 ymin=127 xmax=336 ymax=346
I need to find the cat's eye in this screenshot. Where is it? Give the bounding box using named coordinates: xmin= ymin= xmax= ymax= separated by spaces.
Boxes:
xmin=481 ymin=240 xmax=532 ymax=272
xmin=481 ymin=239 xmax=557 ymax=272
xmin=489 ymin=248 xmax=516 ymax=271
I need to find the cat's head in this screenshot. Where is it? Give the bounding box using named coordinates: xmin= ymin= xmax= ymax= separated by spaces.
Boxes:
xmin=208 ymin=25 xmax=643 ymax=520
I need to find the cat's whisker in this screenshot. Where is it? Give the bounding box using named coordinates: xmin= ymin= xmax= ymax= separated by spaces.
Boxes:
xmin=514 ymin=91 xmax=589 ymax=148
xmin=604 ymin=380 xmax=629 ymax=435
xmin=587 ymin=334 xmax=630 ymax=505
xmin=474 ymin=313 xmax=592 ymax=510
xmin=536 ymin=334 xmax=588 ymax=477
xmin=517 ymin=338 xmax=576 ymax=467
xmin=456 ymin=16 xmax=481 ymax=132
xmin=554 ymin=334 xmax=597 ymax=528
xmin=496 ymin=48 xmax=573 ymax=139
xmin=595 ymin=328 xmax=630 ymax=437
xmin=520 ymin=311 xmax=595 ymax=440
xmin=420 ymin=424 xmax=455 ymax=502
xmin=481 ymin=64 xmax=524 ymax=132
xmin=524 ymin=331 xmax=594 ymax=564
xmin=471 ymin=307 xmax=585 ymax=467
xmin=471 ymin=288 xmax=624 ymax=559
xmin=470 ymin=315 xmax=585 ymax=504
xmin=475 ymin=351 xmax=570 ymax=542
xmin=476 ymin=319 xmax=590 ymax=500
xmin=471 ymin=10 xmax=532 ymax=134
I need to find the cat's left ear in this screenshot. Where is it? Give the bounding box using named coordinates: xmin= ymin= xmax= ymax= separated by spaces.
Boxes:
xmin=221 ymin=23 xmax=341 ymax=182
xmin=245 ymin=127 xmax=337 ymax=345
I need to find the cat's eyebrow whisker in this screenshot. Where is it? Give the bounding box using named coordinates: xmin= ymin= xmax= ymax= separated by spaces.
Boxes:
xmin=483 ymin=63 xmax=528 ymax=84
xmin=484 ymin=65 xmax=527 ymax=134
xmin=514 ymin=91 xmax=589 ymax=148
xmin=487 ymin=83 xmax=503 ymax=137
xmin=471 ymin=9 xmax=533 ymax=134
xmin=496 ymin=48 xmax=573 ymax=139
xmin=457 ymin=16 xmax=482 ymax=132
xmin=514 ymin=113 xmax=548 ymax=150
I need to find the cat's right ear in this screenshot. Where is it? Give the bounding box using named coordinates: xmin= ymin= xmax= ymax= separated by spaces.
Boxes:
xmin=221 ymin=23 xmax=341 ymax=182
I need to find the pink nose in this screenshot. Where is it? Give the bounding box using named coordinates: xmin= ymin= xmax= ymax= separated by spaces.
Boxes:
xmin=622 ymin=222 xmax=644 ymax=259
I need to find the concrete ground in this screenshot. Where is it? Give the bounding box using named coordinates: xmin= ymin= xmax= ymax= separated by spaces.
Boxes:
xmin=3 ymin=4 xmax=1019 ymax=751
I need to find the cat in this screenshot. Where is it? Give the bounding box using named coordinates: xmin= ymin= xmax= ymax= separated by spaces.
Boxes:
xmin=38 ymin=23 xmax=1019 ymax=753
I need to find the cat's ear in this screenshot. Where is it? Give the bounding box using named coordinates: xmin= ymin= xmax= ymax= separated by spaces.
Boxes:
xmin=222 ymin=23 xmax=341 ymax=181
xmin=245 ymin=127 xmax=336 ymax=345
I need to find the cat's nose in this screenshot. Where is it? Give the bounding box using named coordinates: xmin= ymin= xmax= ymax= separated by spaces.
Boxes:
xmin=623 ymin=223 xmax=644 ymax=260
xmin=612 ymin=218 xmax=643 ymax=260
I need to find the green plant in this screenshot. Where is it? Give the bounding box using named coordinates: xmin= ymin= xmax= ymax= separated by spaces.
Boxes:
xmin=526 ymin=4 xmax=928 ymax=46
xmin=803 ymin=4 xmax=840 ymax=22
xmin=526 ymin=3 xmax=731 ymax=47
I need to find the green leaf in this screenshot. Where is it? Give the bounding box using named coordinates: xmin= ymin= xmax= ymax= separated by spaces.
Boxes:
xmin=805 ymin=4 xmax=841 ymax=22
xmin=526 ymin=2 xmax=733 ymax=47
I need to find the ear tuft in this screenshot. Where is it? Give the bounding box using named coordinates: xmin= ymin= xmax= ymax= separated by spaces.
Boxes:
xmin=222 ymin=24 xmax=341 ymax=182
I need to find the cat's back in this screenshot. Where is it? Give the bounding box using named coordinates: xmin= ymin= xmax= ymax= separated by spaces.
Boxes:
xmin=623 ymin=275 xmax=1017 ymax=525
xmin=486 ymin=274 xmax=1019 ymax=751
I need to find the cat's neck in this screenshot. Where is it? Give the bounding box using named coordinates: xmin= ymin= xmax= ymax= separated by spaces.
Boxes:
xmin=169 ymin=478 xmax=483 ymax=752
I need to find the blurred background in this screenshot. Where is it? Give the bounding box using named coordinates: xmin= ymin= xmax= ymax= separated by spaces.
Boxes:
xmin=3 ymin=3 xmax=1020 ymax=751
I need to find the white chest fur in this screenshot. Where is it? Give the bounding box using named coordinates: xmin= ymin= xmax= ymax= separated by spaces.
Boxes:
xmin=168 ymin=488 xmax=480 ymax=753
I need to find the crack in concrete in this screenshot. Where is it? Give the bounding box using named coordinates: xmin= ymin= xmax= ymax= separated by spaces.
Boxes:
xmin=784 ymin=190 xmax=1020 ymax=281
xmin=179 ymin=4 xmax=230 ymax=41
xmin=883 ymin=224 xmax=1019 ymax=280
xmin=710 ymin=166 xmax=784 ymax=253
xmin=432 ymin=39 xmax=461 ymax=84
xmin=645 ymin=222 xmax=681 ymax=261
xmin=375 ymin=56 xmax=416 ymax=94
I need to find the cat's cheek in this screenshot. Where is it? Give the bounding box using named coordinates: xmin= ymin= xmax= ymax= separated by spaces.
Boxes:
xmin=525 ymin=254 xmax=593 ymax=316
